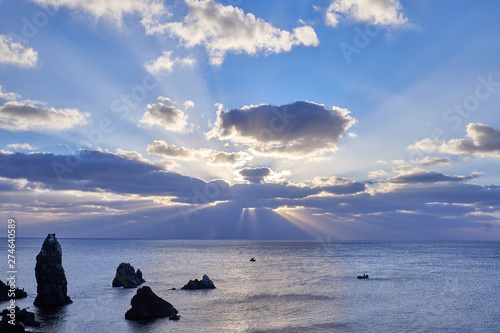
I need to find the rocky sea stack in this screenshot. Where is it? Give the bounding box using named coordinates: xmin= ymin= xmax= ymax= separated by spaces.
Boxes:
xmin=34 ymin=233 xmax=72 ymax=307
xmin=0 ymin=279 xmax=27 ymax=301
xmin=181 ymin=275 xmax=216 ymax=290
xmin=112 ymin=263 xmax=145 ymax=288
xmin=0 ymin=306 xmax=40 ymax=332
xmin=125 ymin=286 xmax=178 ymax=320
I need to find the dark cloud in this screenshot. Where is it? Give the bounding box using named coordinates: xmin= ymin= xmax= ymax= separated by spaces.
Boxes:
xmin=237 ymin=167 xmax=272 ymax=184
xmin=2 ymin=151 xmax=500 ymax=240
xmin=419 ymin=157 xmax=452 ymax=167
xmin=387 ymin=170 xmax=480 ymax=184
xmin=0 ymin=150 xmax=209 ymax=200
xmin=208 ymin=151 xmax=252 ymax=166
xmin=207 ymin=101 xmax=356 ymax=158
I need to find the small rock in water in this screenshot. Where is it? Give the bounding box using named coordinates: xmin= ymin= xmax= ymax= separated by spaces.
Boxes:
xmin=0 ymin=280 xmax=27 ymax=301
xmin=181 ymin=275 xmax=216 ymax=290
xmin=0 ymin=306 xmax=41 ymax=332
xmin=125 ymin=286 xmax=178 ymax=320
xmin=112 ymin=263 xmax=146 ymax=288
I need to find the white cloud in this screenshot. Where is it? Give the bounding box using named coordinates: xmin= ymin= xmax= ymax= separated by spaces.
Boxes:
xmin=6 ymin=143 xmax=38 ymax=151
xmin=139 ymin=102 xmax=192 ymax=133
xmin=368 ymin=169 xmax=387 ymax=178
xmin=31 ymin=0 xmax=168 ymax=28
xmin=409 ymin=123 xmax=500 ymax=158
xmin=0 ymin=101 xmax=88 ymax=132
xmin=143 ymin=51 xmax=196 ymax=74
xmin=0 ymin=35 xmax=38 ymax=68
xmin=324 ymin=0 xmax=407 ymax=27
xmin=206 ymin=101 xmax=356 ymax=158
xmin=183 ymin=100 xmax=195 ymax=110
xmin=0 ymin=85 xmax=21 ymax=101
xmin=146 ymin=0 xmax=319 ymax=65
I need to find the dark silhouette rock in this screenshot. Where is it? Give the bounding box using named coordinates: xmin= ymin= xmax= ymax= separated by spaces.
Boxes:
xmin=181 ymin=275 xmax=216 ymax=290
xmin=169 ymin=314 xmax=181 ymax=320
xmin=0 ymin=306 xmax=40 ymax=332
xmin=0 ymin=280 xmax=27 ymax=302
xmin=112 ymin=263 xmax=145 ymax=288
xmin=34 ymin=233 xmax=72 ymax=307
xmin=125 ymin=286 xmax=178 ymax=320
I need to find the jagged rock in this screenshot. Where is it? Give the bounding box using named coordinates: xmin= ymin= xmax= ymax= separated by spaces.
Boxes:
xmin=181 ymin=275 xmax=216 ymax=290
xmin=0 ymin=306 xmax=40 ymax=332
xmin=112 ymin=263 xmax=145 ymax=288
xmin=34 ymin=233 xmax=72 ymax=307
xmin=125 ymin=286 xmax=178 ymax=320
xmin=0 ymin=280 xmax=27 ymax=302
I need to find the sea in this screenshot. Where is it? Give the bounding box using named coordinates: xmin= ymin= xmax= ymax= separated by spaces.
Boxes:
xmin=1 ymin=239 xmax=500 ymax=333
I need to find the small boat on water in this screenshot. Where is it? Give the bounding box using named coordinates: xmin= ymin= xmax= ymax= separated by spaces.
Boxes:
xmin=357 ymin=274 xmax=369 ymax=279
xmin=250 ymin=258 xmax=256 ymax=262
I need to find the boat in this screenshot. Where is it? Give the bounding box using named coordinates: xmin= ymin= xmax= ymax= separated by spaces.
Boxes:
xmin=250 ymin=258 xmax=256 ymax=262
xmin=357 ymin=274 xmax=369 ymax=279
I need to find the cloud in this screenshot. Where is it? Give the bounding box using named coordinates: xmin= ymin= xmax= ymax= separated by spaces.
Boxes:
xmin=6 ymin=143 xmax=37 ymax=151
xmin=386 ymin=170 xmax=480 ymax=184
xmin=419 ymin=156 xmax=452 ymax=167
xmin=0 ymin=101 xmax=89 ymax=132
xmin=2 ymin=150 xmax=499 ymax=240
xmin=237 ymin=167 xmax=272 ymax=184
xmin=323 ymin=0 xmax=407 ymax=27
xmin=368 ymin=169 xmax=387 ymax=178
xmin=409 ymin=123 xmax=500 ymax=158
xmin=146 ymin=0 xmax=319 ymax=65
xmin=0 ymin=150 xmax=209 ymax=199
xmin=147 ymin=140 xmax=196 ymax=160
xmin=31 ymin=0 xmax=168 ymax=28
xmin=208 ymin=151 xmax=252 ymax=166
xmin=116 ymin=148 xmax=179 ymax=170
xmin=0 ymin=35 xmax=38 ymax=68
xmin=139 ymin=102 xmax=192 ymax=133
xmin=312 ymin=176 xmax=366 ymax=195
xmin=143 ymin=51 xmax=196 ymax=74
xmin=206 ymin=101 xmax=356 ymax=158
xmin=183 ymin=100 xmax=195 ymax=110
xmin=0 ymin=85 xmax=20 ymax=101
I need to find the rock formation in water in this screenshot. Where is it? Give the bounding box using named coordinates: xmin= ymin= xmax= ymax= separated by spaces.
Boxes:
xmin=112 ymin=263 xmax=146 ymax=288
xmin=0 ymin=280 xmax=27 ymax=301
xmin=125 ymin=286 xmax=178 ymax=320
xmin=181 ymin=274 xmax=216 ymax=290
xmin=0 ymin=306 xmax=40 ymax=332
xmin=34 ymin=233 xmax=72 ymax=307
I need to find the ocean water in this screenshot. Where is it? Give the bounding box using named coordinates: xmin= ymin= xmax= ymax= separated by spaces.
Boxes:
xmin=1 ymin=239 xmax=500 ymax=332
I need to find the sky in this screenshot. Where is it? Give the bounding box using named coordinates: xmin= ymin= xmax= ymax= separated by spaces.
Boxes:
xmin=0 ymin=0 xmax=499 ymax=240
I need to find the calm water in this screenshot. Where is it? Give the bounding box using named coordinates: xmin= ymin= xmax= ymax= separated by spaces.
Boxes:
xmin=1 ymin=240 xmax=499 ymax=332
